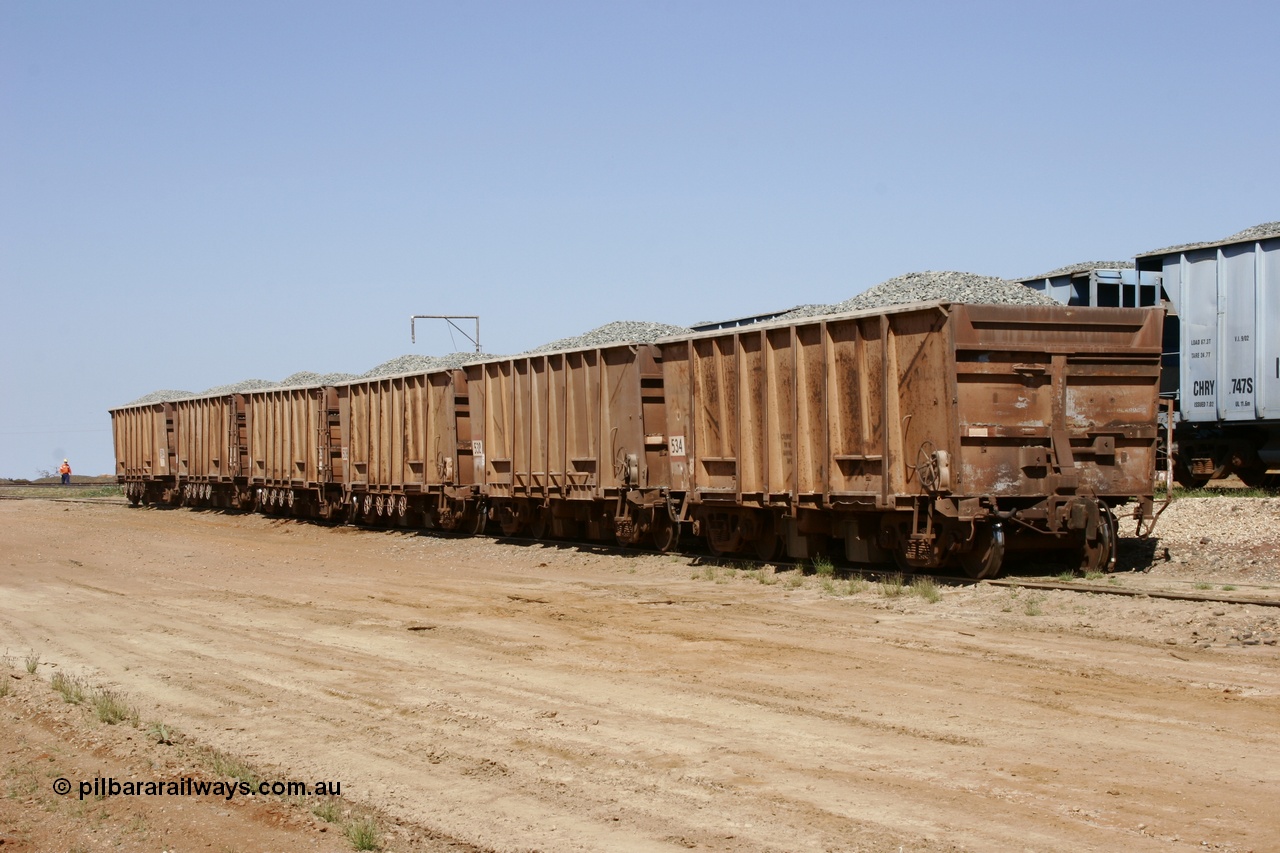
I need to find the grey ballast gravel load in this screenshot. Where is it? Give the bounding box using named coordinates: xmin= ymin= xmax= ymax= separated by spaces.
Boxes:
xmin=776 ymin=270 xmax=1056 ymax=322
xmin=359 ymin=351 xmax=498 ymax=379
xmin=278 ymin=371 xmax=359 ymax=387
xmin=1143 ymin=220 xmax=1280 ymax=256
xmin=359 ymin=319 xmax=694 ymax=379
xmin=125 ymin=389 xmax=197 ymax=405
xmin=198 ymin=378 xmax=283 ymax=396
xmin=527 ymin=320 xmax=694 ymax=354
xmin=1225 ymin=221 xmax=1280 ymax=242
xmin=1023 ymin=261 xmax=1135 ymax=279
xmin=120 ymin=284 xmax=1042 ymax=406
xmin=837 ymin=271 xmax=1058 ymax=311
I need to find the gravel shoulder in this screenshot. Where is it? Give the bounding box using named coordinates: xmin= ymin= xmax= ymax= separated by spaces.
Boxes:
xmin=2 ymin=498 xmax=1279 ymax=852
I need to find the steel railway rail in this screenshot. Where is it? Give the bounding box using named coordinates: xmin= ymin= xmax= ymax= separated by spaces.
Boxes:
xmin=7 ymin=492 xmax=1273 ymax=607
xmin=486 ymin=529 xmax=1280 ymax=608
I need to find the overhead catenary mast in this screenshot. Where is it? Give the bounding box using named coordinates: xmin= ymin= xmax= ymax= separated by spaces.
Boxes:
xmin=410 ymin=315 xmax=481 ymax=353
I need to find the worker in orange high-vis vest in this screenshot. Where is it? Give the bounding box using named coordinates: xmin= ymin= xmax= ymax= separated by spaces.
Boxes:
xmin=59 ymin=459 xmax=71 ymax=485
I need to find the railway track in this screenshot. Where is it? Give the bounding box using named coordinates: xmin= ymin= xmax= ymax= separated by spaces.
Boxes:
xmin=5 ymin=495 xmax=1275 ymax=608
xmin=0 ymin=484 xmax=124 ymax=504
xmin=984 ymin=577 xmax=1280 ymax=608
xmin=498 ymin=532 xmax=1280 ymax=609
xmin=0 ymin=482 xmax=120 ymax=490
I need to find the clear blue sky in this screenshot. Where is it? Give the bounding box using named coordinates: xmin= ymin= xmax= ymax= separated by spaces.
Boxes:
xmin=2 ymin=0 xmax=1276 ymax=477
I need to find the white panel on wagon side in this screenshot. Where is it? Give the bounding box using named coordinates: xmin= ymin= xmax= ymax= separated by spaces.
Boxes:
xmin=1219 ymin=244 xmax=1257 ymax=420
xmin=1258 ymin=240 xmax=1280 ymax=419
xmin=1179 ymin=251 xmax=1220 ymax=422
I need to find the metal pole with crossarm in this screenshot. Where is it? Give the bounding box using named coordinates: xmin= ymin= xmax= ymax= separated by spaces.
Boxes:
xmin=410 ymin=315 xmax=481 ymax=352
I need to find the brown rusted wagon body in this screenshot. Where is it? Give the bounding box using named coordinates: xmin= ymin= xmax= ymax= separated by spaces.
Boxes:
xmin=336 ymin=369 xmax=483 ymax=531
xmin=659 ymin=302 xmax=1163 ymax=575
xmin=171 ymin=394 xmax=247 ymax=508
xmin=110 ymin=402 xmax=177 ymax=505
xmin=467 ymin=344 xmax=674 ymax=546
xmin=242 ymin=386 xmax=343 ymax=517
xmin=112 ymin=302 xmax=1162 ymax=578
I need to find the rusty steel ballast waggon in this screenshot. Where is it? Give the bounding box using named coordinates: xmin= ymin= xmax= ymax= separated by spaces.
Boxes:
xmin=111 ymin=301 xmax=1164 ymax=578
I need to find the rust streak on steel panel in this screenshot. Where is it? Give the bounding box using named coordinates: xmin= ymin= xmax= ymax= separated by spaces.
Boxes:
xmin=734 ymin=331 xmax=743 ymax=505
xmin=783 ymin=322 xmax=793 ymax=507
xmin=821 ymin=319 xmax=830 ymax=505
xmin=758 ymin=328 xmax=769 ymax=503
xmin=879 ymin=313 xmax=891 ymax=509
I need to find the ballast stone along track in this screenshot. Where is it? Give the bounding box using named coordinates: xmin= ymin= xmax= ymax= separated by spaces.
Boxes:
xmin=126 ymin=275 xmax=1051 ymax=406
xmin=113 ymin=273 xmax=1157 ymax=580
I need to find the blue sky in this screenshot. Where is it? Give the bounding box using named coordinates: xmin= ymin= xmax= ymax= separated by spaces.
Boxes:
xmin=2 ymin=0 xmax=1276 ymax=477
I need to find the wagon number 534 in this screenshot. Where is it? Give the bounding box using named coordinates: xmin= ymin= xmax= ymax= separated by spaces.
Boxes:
xmin=669 ymin=435 xmax=686 ymax=458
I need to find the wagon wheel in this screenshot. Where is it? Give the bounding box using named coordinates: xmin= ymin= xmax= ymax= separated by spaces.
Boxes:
xmin=128 ymin=485 xmax=141 ymax=507
xmin=1173 ymin=457 xmax=1211 ymax=489
xmin=889 ymin=546 xmax=917 ymax=574
xmin=650 ymin=514 xmax=678 ymax=553
xmin=958 ymin=521 xmax=1005 ymax=580
xmin=1234 ymin=465 xmax=1270 ymax=488
xmin=497 ymin=505 xmax=524 ymax=537
xmin=465 ymin=504 xmax=487 ymax=537
xmin=1079 ymin=508 xmax=1117 ymax=574
xmin=753 ymin=512 xmax=779 ymax=562
xmin=443 ymin=501 xmax=479 ymax=535
xmin=880 ymin=516 xmax=917 ymax=573
xmin=529 ymin=507 xmax=550 ymax=540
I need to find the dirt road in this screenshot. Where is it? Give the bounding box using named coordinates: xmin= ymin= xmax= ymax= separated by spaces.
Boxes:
xmin=2 ymin=498 xmax=1278 ymax=852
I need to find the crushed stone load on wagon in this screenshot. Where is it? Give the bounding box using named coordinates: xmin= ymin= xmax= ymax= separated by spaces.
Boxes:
xmin=125 ymin=389 xmax=198 ymax=405
xmin=360 ymin=351 xmax=496 ymax=380
xmin=776 ymin=270 xmax=1057 ymax=322
xmin=525 ymin=320 xmax=693 ymax=354
xmin=1225 ymin=220 xmax=1280 ymax=242
xmin=1023 ymin=261 xmax=1135 ymax=279
xmin=1142 ymin=219 xmax=1280 ymax=256
xmin=837 ymin=270 xmax=1058 ymax=311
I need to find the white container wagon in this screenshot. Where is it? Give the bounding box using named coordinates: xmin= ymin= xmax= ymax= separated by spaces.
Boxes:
xmin=1020 ymin=222 xmax=1280 ymax=486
